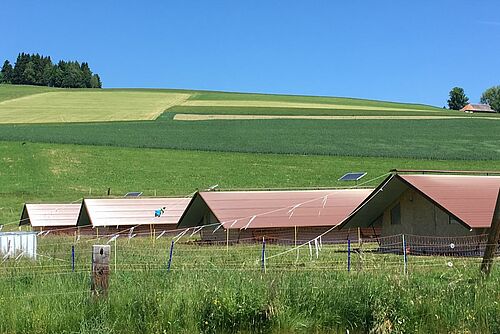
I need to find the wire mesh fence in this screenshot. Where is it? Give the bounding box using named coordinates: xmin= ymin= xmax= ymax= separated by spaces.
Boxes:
xmin=0 ymin=229 xmax=496 ymax=278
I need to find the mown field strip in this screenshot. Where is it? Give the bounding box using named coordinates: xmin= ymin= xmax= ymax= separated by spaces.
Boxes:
xmin=173 ymin=114 xmax=500 ymax=121
xmin=0 ymin=84 xmax=58 ymax=103
xmin=0 ymin=91 xmax=54 ymax=105
xmin=0 ymin=91 xmax=191 ymax=123
xmin=182 ymin=100 xmax=440 ymax=112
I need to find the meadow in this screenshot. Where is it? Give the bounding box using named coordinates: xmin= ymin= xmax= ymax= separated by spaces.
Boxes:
xmin=187 ymin=90 xmax=443 ymax=110
xmin=1 ymin=235 xmax=500 ymax=333
xmin=1 ymin=140 xmax=499 ymax=226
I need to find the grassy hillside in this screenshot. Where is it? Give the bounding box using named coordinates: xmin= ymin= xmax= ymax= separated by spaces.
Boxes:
xmin=1 ymin=86 xmax=499 ymax=333
xmin=0 ymin=85 xmax=498 ymax=161
xmin=0 ymin=85 xmax=454 ymax=125
xmin=1 ymin=141 xmax=498 ymax=225
xmin=188 ymin=90 xmax=443 ymax=110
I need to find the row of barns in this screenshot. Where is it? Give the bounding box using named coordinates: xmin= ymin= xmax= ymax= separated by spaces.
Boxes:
xmin=20 ymin=171 xmax=500 ymax=250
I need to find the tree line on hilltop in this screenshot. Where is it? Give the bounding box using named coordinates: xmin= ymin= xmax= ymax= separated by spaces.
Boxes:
xmin=0 ymin=53 xmax=102 ymax=88
xmin=447 ymin=86 xmax=499 ymax=112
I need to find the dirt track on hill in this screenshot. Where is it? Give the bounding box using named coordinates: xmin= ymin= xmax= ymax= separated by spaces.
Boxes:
xmin=173 ymin=114 xmax=499 ymax=121
xmin=181 ymin=100 xmax=440 ymax=112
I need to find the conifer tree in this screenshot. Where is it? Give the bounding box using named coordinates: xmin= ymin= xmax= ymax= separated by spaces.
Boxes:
xmin=0 ymin=60 xmax=13 ymax=83
xmin=2 ymin=53 xmax=102 ymax=88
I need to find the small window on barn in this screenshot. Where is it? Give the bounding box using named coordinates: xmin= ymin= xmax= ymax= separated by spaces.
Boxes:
xmin=390 ymin=203 xmax=401 ymax=225
xmin=448 ymin=216 xmax=459 ymax=225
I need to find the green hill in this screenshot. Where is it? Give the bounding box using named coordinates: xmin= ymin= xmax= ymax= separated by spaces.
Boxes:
xmin=0 ymin=84 xmax=452 ymax=124
xmin=0 ymin=84 xmax=498 ymax=225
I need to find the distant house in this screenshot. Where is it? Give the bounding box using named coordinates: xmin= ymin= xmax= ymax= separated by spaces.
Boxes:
xmin=460 ymin=104 xmax=496 ymax=113
xmin=177 ymin=189 xmax=376 ymax=244
xmin=339 ymin=173 xmax=500 ymax=254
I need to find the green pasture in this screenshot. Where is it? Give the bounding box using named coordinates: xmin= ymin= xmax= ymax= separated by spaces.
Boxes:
xmin=1 ymin=141 xmax=499 ymax=226
xmin=1 ymin=236 xmax=499 ymax=333
xmin=188 ymin=90 xmax=443 ymax=111
xmin=180 ymin=100 xmax=438 ymax=113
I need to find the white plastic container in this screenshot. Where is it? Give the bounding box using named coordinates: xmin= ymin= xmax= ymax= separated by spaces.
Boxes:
xmin=0 ymin=232 xmax=37 ymax=259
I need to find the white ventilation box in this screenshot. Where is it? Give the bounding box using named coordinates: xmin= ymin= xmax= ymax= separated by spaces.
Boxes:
xmin=0 ymin=232 xmax=37 ymax=260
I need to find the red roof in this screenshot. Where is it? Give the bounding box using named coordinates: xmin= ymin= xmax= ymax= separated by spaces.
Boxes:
xmin=399 ymin=174 xmax=500 ymax=228
xmin=460 ymin=104 xmax=496 ymax=113
xmin=77 ymin=198 xmax=191 ymax=227
xmin=20 ymin=204 xmax=81 ymax=227
xmin=193 ymin=189 xmax=373 ymax=229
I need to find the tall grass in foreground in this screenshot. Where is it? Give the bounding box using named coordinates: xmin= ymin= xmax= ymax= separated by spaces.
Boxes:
xmin=0 ymin=237 xmax=500 ymax=333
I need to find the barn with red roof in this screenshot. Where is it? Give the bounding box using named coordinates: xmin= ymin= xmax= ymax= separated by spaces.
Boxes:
xmin=339 ymin=171 xmax=500 ymax=253
xmin=177 ymin=189 xmax=375 ymax=244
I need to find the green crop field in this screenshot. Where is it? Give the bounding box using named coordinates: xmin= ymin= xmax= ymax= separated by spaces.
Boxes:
xmin=0 ymin=117 xmax=498 ymax=160
xmin=0 ymin=85 xmax=498 ymax=161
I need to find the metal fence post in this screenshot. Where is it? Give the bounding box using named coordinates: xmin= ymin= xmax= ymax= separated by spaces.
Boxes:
xmin=167 ymin=239 xmax=174 ymax=272
xmin=261 ymin=237 xmax=266 ymax=273
xmin=71 ymin=245 xmax=75 ymax=272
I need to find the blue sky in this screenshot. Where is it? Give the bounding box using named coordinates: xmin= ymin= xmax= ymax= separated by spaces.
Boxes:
xmin=2 ymin=1 xmax=499 ymax=106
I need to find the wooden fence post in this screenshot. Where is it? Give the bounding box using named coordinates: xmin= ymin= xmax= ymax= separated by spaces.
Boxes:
xmin=481 ymin=189 xmax=500 ymax=277
xmin=91 ymin=245 xmax=110 ymax=297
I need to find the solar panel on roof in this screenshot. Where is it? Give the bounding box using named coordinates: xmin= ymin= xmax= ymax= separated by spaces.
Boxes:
xmin=124 ymin=192 xmax=143 ymax=197
xmin=338 ymin=172 xmax=367 ymax=181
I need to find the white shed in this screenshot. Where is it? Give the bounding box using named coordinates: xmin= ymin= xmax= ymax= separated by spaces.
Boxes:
xmin=0 ymin=232 xmax=37 ymax=259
